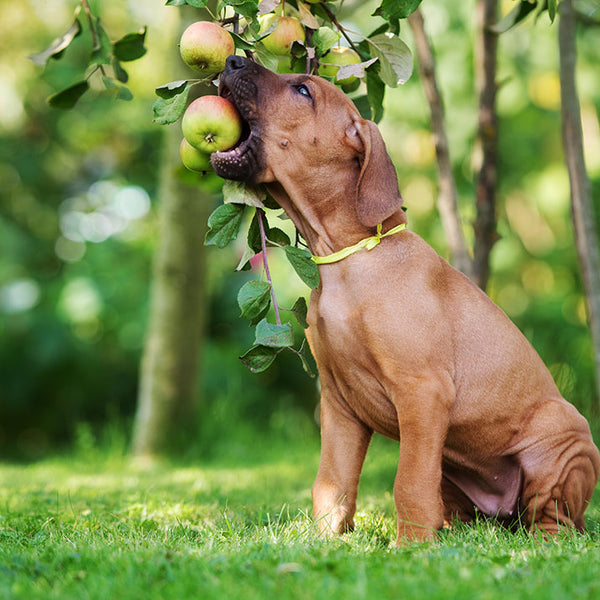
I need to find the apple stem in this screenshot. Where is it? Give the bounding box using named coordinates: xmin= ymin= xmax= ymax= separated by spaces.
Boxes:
xmin=257 ymin=208 xmax=282 ymax=326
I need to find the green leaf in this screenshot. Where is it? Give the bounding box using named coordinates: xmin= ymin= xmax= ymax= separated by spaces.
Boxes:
xmin=254 ymin=319 xmax=294 ymax=348
xmin=547 ymin=0 xmax=557 ymax=22
xmin=113 ymin=27 xmax=148 ymax=62
xmin=372 ymin=0 xmax=423 ymax=20
xmin=295 ymin=338 xmax=316 ymax=377
xmin=112 ymin=58 xmax=129 ymax=83
xmin=298 ymin=2 xmax=320 ymax=30
xmin=47 ymin=80 xmax=89 ymax=109
xmin=28 ymin=12 xmax=82 ymax=66
xmin=254 ymin=44 xmax=279 ymax=71
xmin=336 ymin=58 xmax=378 ymax=82
xmin=223 ymin=180 xmax=267 ymax=208
xmin=152 ymin=81 xmax=192 ymax=125
xmin=236 ymin=245 xmax=257 ymax=272
xmin=290 ymin=296 xmax=309 ymax=329
xmin=221 ymin=0 xmax=259 ymax=20
xmin=90 ymin=18 xmax=113 ymax=66
xmin=367 ymin=33 xmax=413 ymax=87
xmin=352 ymin=95 xmax=373 ymax=121
xmin=258 ymin=0 xmax=280 ymax=14
xmin=103 ymin=77 xmax=133 ymax=101
xmin=490 ymin=1 xmax=538 ymax=34
xmin=239 ymin=345 xmax=281 ymax=373
xmin=230 ymin=32 xmax=255 ymax=51
xmin=247 ymin=211 xmax=263 ymax=254
xmin=155 ymin=80 xmax=189 ymax=98
xmin=266 ymin=227 xmax=290 ymax=247
xmin=165 ymin=0 xmax=209 ymax=5
xmin=284 ymin=246 xmax=320 ymax=289
xmin=312 ymin=27 xmax=341 ymax=57
xmin=366 ymin=70 xmax=385 ymax=122
xmin=237 ymin=280 xmax=272 ymax=320
xmin=205 ymin=203 xmax=246 ymax=248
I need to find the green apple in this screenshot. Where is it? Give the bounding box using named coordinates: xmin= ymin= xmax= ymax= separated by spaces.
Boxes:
xmin=179 ymin=138 xmax=212 ymax=173
xmin=182 ymin=95 xmax=243 ymax=154
xmin=179 ymin=21 xmax=235 ymax=76
xmin=318 ymin=47 xmax=362 ymax=89
xmin=259 ymin=15 xmax=305 ymax=56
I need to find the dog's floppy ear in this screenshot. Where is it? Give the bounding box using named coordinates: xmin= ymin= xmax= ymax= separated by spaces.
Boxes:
xmin=351 ymin=119 xmax=403 ymax=227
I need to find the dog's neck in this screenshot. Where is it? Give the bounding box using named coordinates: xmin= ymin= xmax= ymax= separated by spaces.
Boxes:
xmin=266 ymin=178 xmax=407 ymax=258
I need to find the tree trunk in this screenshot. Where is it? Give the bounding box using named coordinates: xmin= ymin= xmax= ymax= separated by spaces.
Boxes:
xmin=408 ymin=9 xmax=474 ymax=280
xmin=131 ymin=9 xmax=213 ymax=459
xmin=472 ymin=0 xmax=499 ymax=291
xmin=558 ymin=0 xmax=600 ymax=408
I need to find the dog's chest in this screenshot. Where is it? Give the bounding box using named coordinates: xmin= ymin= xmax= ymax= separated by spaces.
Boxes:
xmin=308 ymin=289 xmax=400 ymax=438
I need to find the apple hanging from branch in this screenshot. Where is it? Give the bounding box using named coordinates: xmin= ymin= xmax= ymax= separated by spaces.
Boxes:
xmin=182 ymin=95 xmax=243 ymax=154
xmin=179 ymin=20 xmax=235 ymax=77
xmin=259 ymin=15 xmax=306 ymax=56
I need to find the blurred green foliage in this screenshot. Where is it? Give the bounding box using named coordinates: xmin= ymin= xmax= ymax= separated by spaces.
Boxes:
xmin=0 ymin=0 xmax=599 ymax=458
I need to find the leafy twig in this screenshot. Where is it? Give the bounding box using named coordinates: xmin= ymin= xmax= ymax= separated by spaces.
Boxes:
xmin=80 ymin=0 xmax=107 ymax=77
xmin=319 ymin=3 xmax=366 ymax=59
xmin=257 ymin=208 xmax=282 ymax=326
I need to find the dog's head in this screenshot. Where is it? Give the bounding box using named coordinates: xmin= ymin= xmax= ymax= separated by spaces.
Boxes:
xmin=212 ymin=56 xmax=402 ymax=227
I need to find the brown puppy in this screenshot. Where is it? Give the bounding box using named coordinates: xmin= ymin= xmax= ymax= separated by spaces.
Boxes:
xmin=212 ymin=56 xmax=600 ymax=544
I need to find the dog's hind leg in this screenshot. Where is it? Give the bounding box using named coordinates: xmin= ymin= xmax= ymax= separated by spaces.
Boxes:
xmin=518 ymin=401 xmax=600 ymax=534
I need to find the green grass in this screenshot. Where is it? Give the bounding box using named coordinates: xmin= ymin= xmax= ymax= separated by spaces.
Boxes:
xmin=2 ymin=431 xmax=600 ymax=600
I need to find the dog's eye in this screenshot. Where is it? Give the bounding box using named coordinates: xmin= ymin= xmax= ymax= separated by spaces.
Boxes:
xmin=295 ymin=84 xmax=312 ymax=99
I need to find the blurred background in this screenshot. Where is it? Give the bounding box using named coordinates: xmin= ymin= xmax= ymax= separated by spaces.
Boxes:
xmin=0 ymin=0 xmax=598 ymax=460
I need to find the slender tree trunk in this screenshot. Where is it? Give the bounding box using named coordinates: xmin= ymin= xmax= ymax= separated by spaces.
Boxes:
xmin=472 ymin=0 xmax=499 ymax=291
xmin=558 ymin=0 xmax=600 ymax=407
xmin=408 ymin=9 xmax=474 ymax=280
xmin=131 ymin=9 xmax=213 ymax=458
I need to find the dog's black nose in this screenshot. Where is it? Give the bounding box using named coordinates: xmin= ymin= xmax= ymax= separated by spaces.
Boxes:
xmin=225 ymin=55 xmax=248 ymax=72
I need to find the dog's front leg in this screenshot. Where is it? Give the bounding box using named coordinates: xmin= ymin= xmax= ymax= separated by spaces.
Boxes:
xmin=393 ymin=379 xmax=452 ymax=545
xmin=312 ymin=391 xmax=373 ymax=536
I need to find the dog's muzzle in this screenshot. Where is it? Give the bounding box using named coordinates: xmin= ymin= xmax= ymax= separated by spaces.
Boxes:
xmin=210 ymin=56 xmax=265 ymax=182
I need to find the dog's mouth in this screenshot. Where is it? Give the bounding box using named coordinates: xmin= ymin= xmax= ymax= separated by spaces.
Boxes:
xmin=210 ymin=80 xmax=262 ymax=182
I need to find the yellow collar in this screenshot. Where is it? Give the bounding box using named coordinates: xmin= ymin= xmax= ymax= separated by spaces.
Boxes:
xmin=311 ymin=223 xmax=407 ymax=265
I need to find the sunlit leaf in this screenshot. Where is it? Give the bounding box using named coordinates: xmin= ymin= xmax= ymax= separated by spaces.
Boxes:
xmin=239 ymin=345 xmax=281 ymax=373
xmin=113 ymin=27 xmax=148 ymax=62
xmin=223 ymin=180 xmax=267 ymax=208
xmin=335 ymin=58 xmax=378 ymax=82
xmin=284 ymin=246 xmax=320 ymax=289
xmin=254 ymin=319 xmax=294 ymax=348
xmin=152 ymin=81 xmax=192 ymax=124
xmin=258 ymin=0 xmax=279 ymax=14
xmin=238 ymin=280 xmax=272 ymax=319
xmin=290 ymin=296 xmax=309 ymax=329
xmin=372 ymin=0 xmax=423 ymax=20
xmin=490 ymin=1 xmax=538 ymax=33
xmin=311 ymin=27 xmax=341 ymax=56
xmin=28 ymin=12 xmax=82 ymax=66
xmin=205 ymin=203 xmax=246 ymax=248
xmin=367 ymin=33 xmax=413 ymax=87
